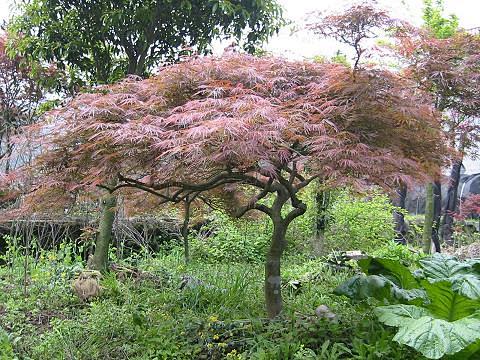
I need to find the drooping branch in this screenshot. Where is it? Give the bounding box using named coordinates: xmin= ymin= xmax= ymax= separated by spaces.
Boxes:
xmin=285 ymin=202 xmax=307 ymax=225
xmin=108 ymin=179 xmax=172 ymax=201
xmin=235 ymin=178 xmax=274 ymax=217
xmin=297 ymin=175 xmax=319 ymax=190
xmin=117 ymin=170 xmax=270 ymax=195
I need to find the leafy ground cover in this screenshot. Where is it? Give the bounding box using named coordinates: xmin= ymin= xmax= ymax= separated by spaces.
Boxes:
xmin=335 ymin=254 xmax=480 ymax=359
xmin=0 ymin=244 xmax=423 ymax=360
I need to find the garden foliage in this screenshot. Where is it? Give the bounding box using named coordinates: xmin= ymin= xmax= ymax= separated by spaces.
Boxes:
xmin=324 ymin=191 xmax=398 ymax=253
xmin=335 ymin=254 xmax=480 ymax=359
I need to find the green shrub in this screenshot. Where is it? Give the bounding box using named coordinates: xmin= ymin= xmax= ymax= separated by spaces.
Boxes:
xmin=190 ymin=211 xmax=271 ymax=263
xmin=324 ymin=190 xmax=398 ymax=253
xmin=453 ymin=222 xmax=480 ymax=248
xmin=404 ymin=215 xmax=424 ymax=247
xmin=371 ymin=240 xmax=425 ymax=265
xmin=0 ymin=327 xmax=14 ymax=360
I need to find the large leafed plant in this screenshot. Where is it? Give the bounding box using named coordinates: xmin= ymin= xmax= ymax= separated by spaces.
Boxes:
xmin=334 ymin=254 xmax=480 ymax=359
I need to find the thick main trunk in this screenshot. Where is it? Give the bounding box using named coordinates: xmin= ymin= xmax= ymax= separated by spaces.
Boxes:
xmin=127 ymin=58 xmax=138 ymax=76
xmin=392 ymin=185 xmax=407 ymax=245
xmin=89 ymin=192 xmax=117 ymax=271
xmin=441 ymin=159 xmax=463 ymax=245
xmin=127 ymin=53 xmax=146 ymax=77
xmin=423 ymin=183 xmax=434 ymax=254
xmin=265 ymin=221 xmax=287 ymax=319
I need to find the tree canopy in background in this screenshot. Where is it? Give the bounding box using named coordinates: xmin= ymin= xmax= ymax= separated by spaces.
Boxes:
xmin=422 ymin=0 xmax=459 ymax=39
xmin=9 ymin=0 xmax=284 ymax=86
xmin=0 ymin=34 xmax=60 ymax=173
xmin=395 ymin=0 xmax=480 ymax=245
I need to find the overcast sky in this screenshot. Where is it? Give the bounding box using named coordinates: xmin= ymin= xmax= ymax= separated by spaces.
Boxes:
xmin=1 ymin=0 xmax=479 ymax=172
xmin=268 ymin=0 xmax=480 ymax=59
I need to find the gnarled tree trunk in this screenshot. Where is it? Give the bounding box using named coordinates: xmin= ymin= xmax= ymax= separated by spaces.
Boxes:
xmin=263 ymin=186 xmax=306 ymax=318
xmin=265 ymin=220 xmax=287 ymax=318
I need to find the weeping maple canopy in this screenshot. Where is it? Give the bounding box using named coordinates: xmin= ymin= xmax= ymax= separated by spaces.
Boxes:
xmin=6 ymin=54 xmax=445 ymax=213
xmin=4 ymin=53 xmax=449 ymax=318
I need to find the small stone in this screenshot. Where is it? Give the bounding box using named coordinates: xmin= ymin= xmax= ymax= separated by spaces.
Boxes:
xmin=315 ymin=305 xmax=330 ymax=317
xmin=325 ymin=312 xmax=336 ymax=320
xmin=73 ymin=271 xmax=102 ymax=302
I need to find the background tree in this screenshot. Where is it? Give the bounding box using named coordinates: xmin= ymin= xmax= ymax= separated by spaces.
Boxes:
xmin=421 ymin=0 xmax=467 ymax=248
xmin=10 ymin=0 xmax=285 ymax=86
xmin=7 ymin=0 xmax=285 ymax=271
xmin=397 ymin=4 xmax=480 ymax=245
xmin=307 ymin=2 xmax=398 ymax=71
xmin=0 ymin=34 xmax=57 ymax=175
xmin=422 ymin=0 xmax=458 ymax=39
xmin=307 ymin=3 xmax=415 ymax=245
xmin=6 ymin=54 xmax=446 ymax=317
xmin=422 ymin=183 xmax=434 ymax=253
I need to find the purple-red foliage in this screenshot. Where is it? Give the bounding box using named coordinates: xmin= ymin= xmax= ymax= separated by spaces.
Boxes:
xmin=456 ymin=195 xmax=480 ymax=221
xmin=395 ymin=29 xmax=480 ymax=154
xmin=307 ymin=2 xmax=401 ymax=69
xmin=4 ymin=54 xmax=446 ymax=216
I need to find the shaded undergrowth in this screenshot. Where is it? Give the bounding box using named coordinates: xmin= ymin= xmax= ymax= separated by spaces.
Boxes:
xmin=0 ymin=246 xmax=421 ymax=359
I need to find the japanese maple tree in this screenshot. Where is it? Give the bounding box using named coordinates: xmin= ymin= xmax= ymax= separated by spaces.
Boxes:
xmin=395 ymin=28 xmax=480 ymax=244
xmin=6 ymin=54 xmax=446 ymax=317
xmin=307 ymin=2 xmax=400 ymax=71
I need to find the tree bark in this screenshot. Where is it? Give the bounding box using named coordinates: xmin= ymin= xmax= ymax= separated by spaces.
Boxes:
xmin=126 ymin=52 xmax=147 ymax=77
xmin=89 ymin=191 xmax=117 ymax=271
xmin=441 ymin=159 xmax=463 ymax=245
xmin=432 ymin=180 xmax=442 ymax=252
xmin=422 ymin=183 xmax=434 ymax=254
xmin=392 ymin=185 xmax=407 ymax=245
xmin=265 ymin=220 xmax=287 ymax=318
xmin=313 ymin=189 xmax=330 ymax=255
